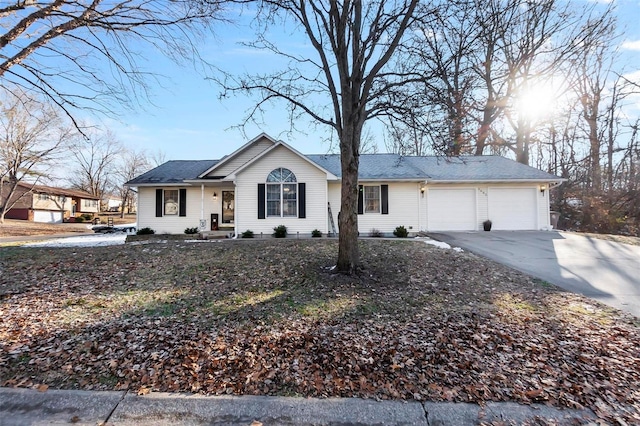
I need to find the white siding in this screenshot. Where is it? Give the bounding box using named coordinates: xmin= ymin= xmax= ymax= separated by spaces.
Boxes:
xmin=327 ymin=181 xmax=421 ymax=235
xmin=476 ymin=185 xmax=489 ymax=229
xmin=538 ymin=186 xmax=551 ymax=230
xmin=137 ymin=186 xmax=209 ymax=234
xmin=205 ymin=138 xmax=274 ymax=178
xmin=235 ymin=146 xmax=328 ymax=235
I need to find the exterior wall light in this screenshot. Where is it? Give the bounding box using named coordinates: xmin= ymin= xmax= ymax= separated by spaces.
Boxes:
xmin=213 ymin=192 xmax=218 ymax=201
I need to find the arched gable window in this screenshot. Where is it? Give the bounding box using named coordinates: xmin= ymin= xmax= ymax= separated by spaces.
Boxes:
xmin=266 ymin=168 xmax=297 ymax=217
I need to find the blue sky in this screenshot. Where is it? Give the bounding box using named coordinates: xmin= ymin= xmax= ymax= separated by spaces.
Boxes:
xmin=93 ymin=0 xmax=640 ymax=162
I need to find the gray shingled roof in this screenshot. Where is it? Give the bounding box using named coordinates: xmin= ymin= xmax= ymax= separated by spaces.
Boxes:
xmin=126 ymin=160 xmax=218 ymax=185
xmin=308 ymin=154 xmax=560 ymax=181
xmin=127 ymin=155 xmax=560 ymax=185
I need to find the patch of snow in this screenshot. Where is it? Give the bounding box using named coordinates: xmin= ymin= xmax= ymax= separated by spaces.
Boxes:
xmin=24 ymin=233 xmax=127 ymax=248
xmin=419 ymin=237 xmax=463 ymax=252
xmin=424 ymin=239 xmax=451 ymax=249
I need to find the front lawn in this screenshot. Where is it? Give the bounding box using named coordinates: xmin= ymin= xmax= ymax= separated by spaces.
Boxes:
xmin=0 ymin=239 xmax=638 ymax=422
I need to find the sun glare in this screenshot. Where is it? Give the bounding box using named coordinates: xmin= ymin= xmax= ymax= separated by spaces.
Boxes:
xmin=516 ymin=82 xmax=559 ymax=122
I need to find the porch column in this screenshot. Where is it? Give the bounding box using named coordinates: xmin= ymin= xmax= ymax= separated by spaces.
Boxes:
xmin=200 ymin=184 xmax=205 ymax=230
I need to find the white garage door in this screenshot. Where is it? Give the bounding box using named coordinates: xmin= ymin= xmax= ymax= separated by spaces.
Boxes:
xmin=488 ymin=188 xmax=537 ymax=230
xmin=427 ymin=188 xmax=476 ymax=231
xmin=33 ymin=210 xmax=63 ymax=224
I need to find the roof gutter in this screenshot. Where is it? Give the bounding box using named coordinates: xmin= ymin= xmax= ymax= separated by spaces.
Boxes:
xmin=125 ymin=182 xmax=190 ymax=188
xmin=426 ymin=178 xmax=566 ymax=184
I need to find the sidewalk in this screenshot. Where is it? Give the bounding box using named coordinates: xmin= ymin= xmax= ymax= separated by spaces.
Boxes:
xmin=0 ymin=387 xmax=597 ymax=425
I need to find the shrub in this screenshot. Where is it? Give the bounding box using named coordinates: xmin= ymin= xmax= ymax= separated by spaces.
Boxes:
xmin=369 ymin=228 xmax=383 ymax=237
xmin=184 ymin=227 xmax=199 ymax=235
xmin=311 ymin=229 xmax=322 ymax=238
xmin=273 ymin=225 xmax=287 ymax=238
xmin=241 ymin=230 xmax=255 ymax=238
xmin=136 ymin=227 xmax=155 ymax=235
xmin=75 ymin=216 xmax=85 ymax=223
xmin=393 ymin=225 xmax=409 ymax=238
xmin=81 ymin=213 xmax=93 ymax=221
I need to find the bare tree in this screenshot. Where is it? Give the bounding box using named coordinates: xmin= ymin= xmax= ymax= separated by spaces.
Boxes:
xmin=67 ymin=128 xmax=122 ymax=207
xmin=390 ymin=0 xmax=479 ymax=156
xmin=114 ymin=148 xmax=151 ymax=218
xmin=0 ymin=89 xmax=72 ymax=223
xmin=149 ymin=149 xmax=167 ymax=167
xmin=570 ymin=13 xmax=619 ymax=193
xmin=0 ymin=0 xmax=224 ymax=121
xmin=219 ymin=0 xmax=421 ymax=273
xmin=384 ymin=117 xmax=432 ymax=156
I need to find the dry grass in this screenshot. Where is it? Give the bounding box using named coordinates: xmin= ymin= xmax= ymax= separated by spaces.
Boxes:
xmin=0 ymin=219 xmax=92 ymax=237
xmin=571 ymin=231 xmax=640 ymax=246
xmin=0 ymin=215 xmax=136 ymax=238
xmin=0 ymin=239 xmax=638 ymax=422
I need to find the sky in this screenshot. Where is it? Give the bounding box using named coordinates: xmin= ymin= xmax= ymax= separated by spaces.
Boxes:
xmin=83 ymin=0 xmax=640 ymax=163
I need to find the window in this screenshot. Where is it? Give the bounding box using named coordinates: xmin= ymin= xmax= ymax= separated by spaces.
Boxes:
xmin=156 ymin=188 xmax=186 ymax=217
xmin=364 ymin=186 xmax=380 ymax=213
xmin=266 ymin=168 xmax=297 ymax=217
xmin=83 ymin=199 xmax=98 ymax=208
xmin=164 ymin=189 xmax=179 ymax=215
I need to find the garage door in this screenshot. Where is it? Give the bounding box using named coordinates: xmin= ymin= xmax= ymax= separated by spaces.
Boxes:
xmin=427 ymin=188 xmax=476 ymax=231
xmin=33 ymin=210 xmax=63 ymax=223
xmin=488 ymin=188 xmax=537 ymax=230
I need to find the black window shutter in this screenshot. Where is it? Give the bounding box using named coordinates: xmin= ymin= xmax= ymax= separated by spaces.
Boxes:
xmin=357 ymin=185 xmax=364 ymax=215
xmin=298 ymin=183 xmax=306 ymax=218
xmin=155 ymin=189 xmax=163 ymax=217
xmin=258 ymin=184 xmax=265 ymax=219
xmin=381 ymin=184 xmax=389 ymax=215
xmin=179 ymin=188 xmax=187 ymax=217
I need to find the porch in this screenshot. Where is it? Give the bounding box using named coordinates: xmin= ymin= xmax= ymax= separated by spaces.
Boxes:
xmin=200 ymin=229 xmax=235 ymax=239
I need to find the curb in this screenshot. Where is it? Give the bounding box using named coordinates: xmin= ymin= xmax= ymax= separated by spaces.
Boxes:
xmin=0 ymin=387 xmax=598 ymax=426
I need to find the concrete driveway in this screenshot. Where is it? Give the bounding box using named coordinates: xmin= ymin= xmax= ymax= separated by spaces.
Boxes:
xmin=430 ymin=231 xmax=640 ymax=318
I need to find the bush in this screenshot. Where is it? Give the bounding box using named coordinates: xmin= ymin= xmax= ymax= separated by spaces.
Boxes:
xmin=241 ymin=230 xmax=255 ymax=238
xmin=184 ymin=227 xmax=199 ymax=235
xmin=81 ymin=213 xmax=93 ymax=221
xmin=272 ymin=225 xmax=287 ymax=238
xmin=75 ymin=216 xmax=85 ymax=223
xmin=311 ymin=229 xmax=322 ymax=238
xmin=393 ymin=225 xmax=409 ymax=238
xmin=136 ymin=227 xmax=155 ymax=235
xmin=369 ymin=228 xmax=383 ymax=237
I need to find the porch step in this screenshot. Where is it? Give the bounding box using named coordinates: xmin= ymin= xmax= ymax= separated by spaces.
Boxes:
xmin=200 ymin=230 xmax=235 ymax=239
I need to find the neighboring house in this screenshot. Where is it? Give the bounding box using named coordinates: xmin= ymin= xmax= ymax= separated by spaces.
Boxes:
xmin=126 ymin=133 xmax=564 ymax=236
xmin=3 ymin=183 xmax=101 ymax=223
xmin=105 ymin=196 xmax=123 ymax=212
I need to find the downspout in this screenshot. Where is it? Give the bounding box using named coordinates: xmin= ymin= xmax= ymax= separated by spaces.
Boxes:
xmin=325 ymin=178 xmax=329 ymax=234
xmin=421 ymin=180 xmax=428 ymax=232
xmin=417 ymin=182 xmax=421 ymax=233
xmin=232 ymin=180 xmax=238 ymax=239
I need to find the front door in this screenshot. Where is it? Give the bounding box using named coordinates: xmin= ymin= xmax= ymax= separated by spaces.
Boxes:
xmin=222 ymin=191 xmax=234 ymax=224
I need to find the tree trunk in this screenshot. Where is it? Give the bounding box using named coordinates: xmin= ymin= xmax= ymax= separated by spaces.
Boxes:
xmin=587 ymin=111 xmax=601 ymax=193
xmin=336 ymin=121 xmax=362 ymax=274
xmin=475 ymin=101 xmax=494 ymax=155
